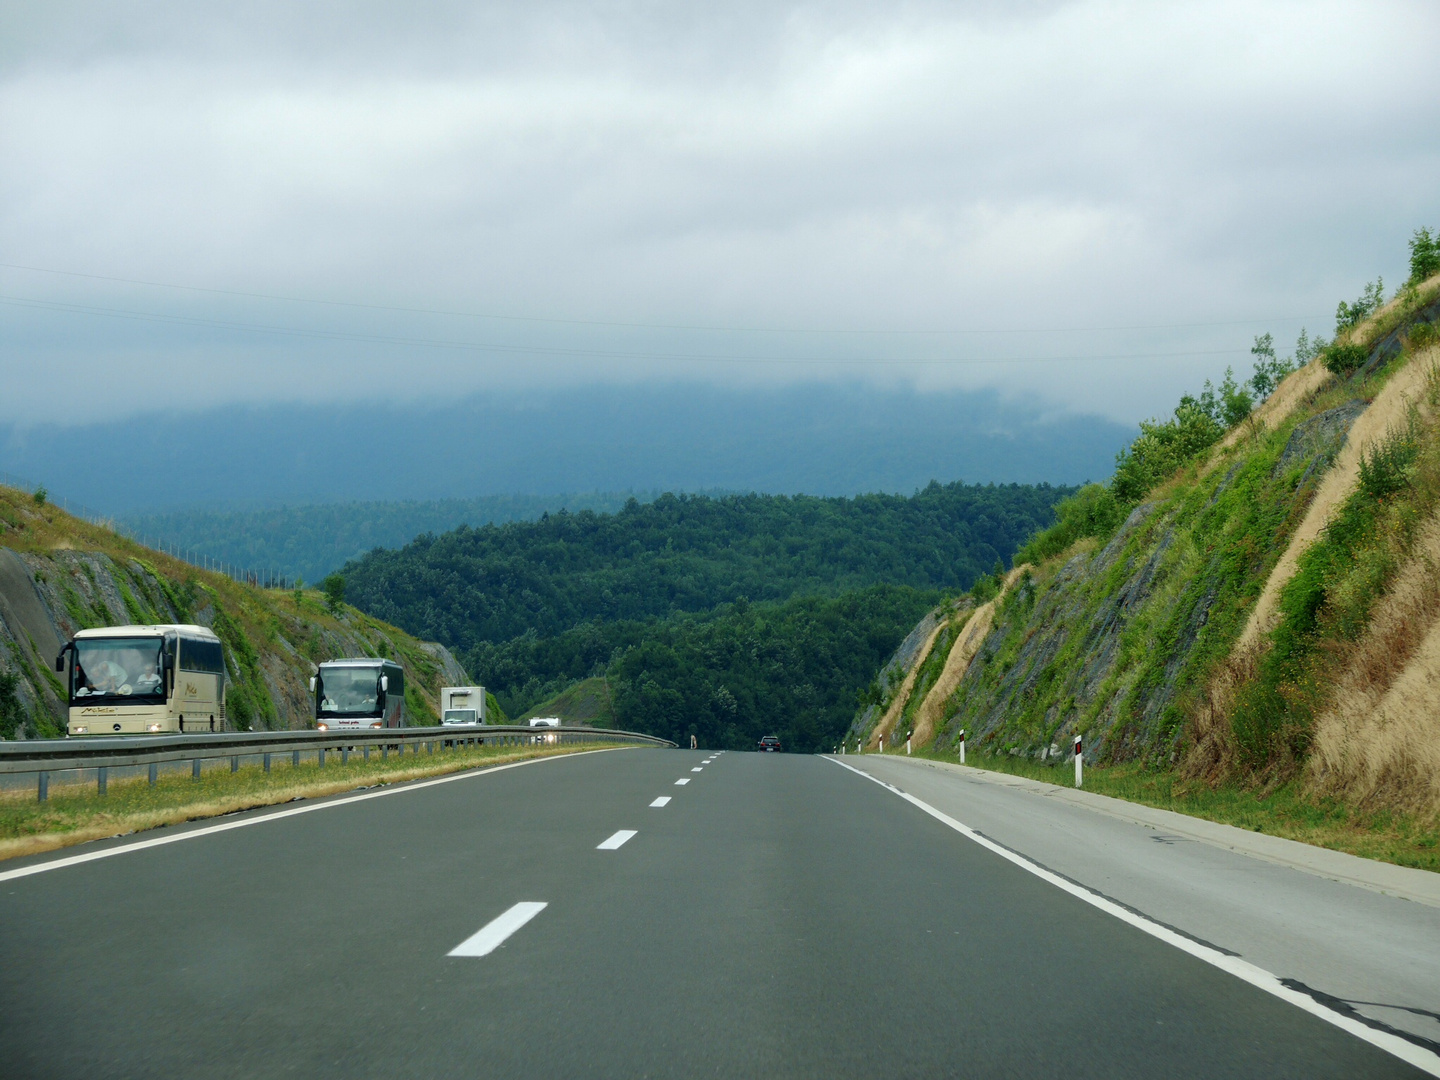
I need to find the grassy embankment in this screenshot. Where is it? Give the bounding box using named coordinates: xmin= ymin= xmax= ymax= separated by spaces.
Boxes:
xmin=0 ymin=739 xmax=631 ymax=862
xmin=0 ymin=483 xmax=458 ymax=733
xmin=893 ymin=746 xmax=1439 ymax=872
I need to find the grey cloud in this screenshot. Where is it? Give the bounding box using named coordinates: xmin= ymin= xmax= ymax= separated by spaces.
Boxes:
xmin=0 ymin=0 xmax=1437 ymax=430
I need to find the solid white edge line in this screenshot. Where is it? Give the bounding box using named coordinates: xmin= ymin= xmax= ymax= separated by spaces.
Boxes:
xmin=597 ymin=829 xmax=637 ymax=850
xmin=649 ymin=796 xmax=671 ymax=807
xmin=0 ymin=748 xmax=626 ymax=884
xmin=823 ymin=756 xmax=1440 ymax=1077
xmin=448 ymin=901 xmax=547 ymax=957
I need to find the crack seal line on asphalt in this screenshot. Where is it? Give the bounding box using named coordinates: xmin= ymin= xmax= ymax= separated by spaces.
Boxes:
xmin=824 ymin=756 xmax=1440 ymax=1078
xmin=0 ymin=748 xmax=626 ymax=884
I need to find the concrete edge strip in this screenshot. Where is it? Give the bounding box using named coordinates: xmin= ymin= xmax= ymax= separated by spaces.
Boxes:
xmin=0 ymin=747 xmax=623 ymax=884
xmin=824 ymin=756 xmax=1440 ymax=1078
xmin=892 ymin=755 xmax=1440 ymax=907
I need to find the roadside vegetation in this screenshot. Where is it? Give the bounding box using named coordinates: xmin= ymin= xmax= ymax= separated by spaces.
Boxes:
xmin=852 ymin=229 xmax=1440 ymax=863
xmin=0 ymin=740 xmax=621 ymax=862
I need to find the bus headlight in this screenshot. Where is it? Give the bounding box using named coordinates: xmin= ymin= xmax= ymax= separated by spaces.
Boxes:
xmin=146 ymin=723 xmax=162 ymax=732
xmin=72 ymin=725 xmax=88 ymax=734
xmin=317 ymin=722 xmax=329 ymax=731
xmin=370 ymin=722 xmax=383 ymax=729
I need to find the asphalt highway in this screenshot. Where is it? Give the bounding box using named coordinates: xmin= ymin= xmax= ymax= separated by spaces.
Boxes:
xmin=0 ymin=748 xmax=1430 ymax=1079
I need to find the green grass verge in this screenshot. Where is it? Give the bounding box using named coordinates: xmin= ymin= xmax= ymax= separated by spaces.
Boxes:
xmin=894 ymin=747 xmax=1439 ymax=873
xmin=0 ymin=739 xmax=631 ymax=862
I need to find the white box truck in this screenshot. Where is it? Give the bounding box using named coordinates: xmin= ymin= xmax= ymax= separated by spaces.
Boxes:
xmin=440 ymin=685 xmax=487 ymax=726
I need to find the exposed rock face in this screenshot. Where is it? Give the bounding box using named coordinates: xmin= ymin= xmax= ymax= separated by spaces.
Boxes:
xmin=915 ymin=390 xmax=1370 ymax=766
xmin=0 ymin=545 xmax=467 ymax=738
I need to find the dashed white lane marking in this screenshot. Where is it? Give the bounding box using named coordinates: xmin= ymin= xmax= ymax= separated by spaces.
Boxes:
xmin=597 ymin=829 xmax=637 ymax=850
xmin=650 ymin=796 xmax=672 ymax=807
xmin=674 ymin=779 xmax=690 ymax=785
xmin=448 ymin=901 xmax=547 ymax=957
xmin=691 ymin=767 xmax=704 ymax=772
xmin=823 ymin=756 xmax=1440 ymax=1078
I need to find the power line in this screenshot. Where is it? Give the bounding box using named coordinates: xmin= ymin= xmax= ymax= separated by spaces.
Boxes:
xmin=0 ymin=260 xmax=1328 ymax=336
xmin=0 ymin=294 xmax=1254 ymax=367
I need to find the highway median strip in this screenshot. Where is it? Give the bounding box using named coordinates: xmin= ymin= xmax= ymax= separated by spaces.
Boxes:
xmin=0 ymin=740 xmax=630 ymax=865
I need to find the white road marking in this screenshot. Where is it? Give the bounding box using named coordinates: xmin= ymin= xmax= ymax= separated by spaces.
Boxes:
xmin=448 ymin=901 xmax=547 ymax=957
xmin=691 ymin=767 xmax=703 ymax=772
xmin=0 ymin=748 xmax=625 ymax=884
xmin=824 ymin=756 xmax=1440 ymax=1078
xmin=650 ymin=796 xmax=671 ymax=807
xmin=674 ymin=779 xmax=690 ymax=785
xmin=597 ymin=829 xmax=637 ymax=850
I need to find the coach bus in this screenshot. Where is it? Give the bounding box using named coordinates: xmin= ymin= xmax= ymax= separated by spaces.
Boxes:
xmin=55 ymin=624 xmax=228 ymax=736
xmin=310 ymin=658 xmax=405 ymax=730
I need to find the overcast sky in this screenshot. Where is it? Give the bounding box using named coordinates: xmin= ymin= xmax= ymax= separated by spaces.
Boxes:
xmin=2 ymin=0 xmax=1438 ymax=428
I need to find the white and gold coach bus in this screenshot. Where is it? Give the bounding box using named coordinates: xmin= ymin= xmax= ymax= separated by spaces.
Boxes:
xmin=310 ymin=658 xmax=405 ymax=730
xmin=55 ymin=624 xmax=228 ymax=736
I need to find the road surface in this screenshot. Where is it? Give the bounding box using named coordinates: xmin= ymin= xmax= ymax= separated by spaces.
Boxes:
xmin=0 ymin=748 xmax=1432 ymax=1078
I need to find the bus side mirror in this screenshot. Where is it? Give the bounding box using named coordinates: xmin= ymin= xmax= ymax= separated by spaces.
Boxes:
xmin=380 ymin=676 xmax=389 ymax=692
xmin=309 ymin=677 xmax=316 ymax=692
xmin=54 ymin=644 xmax=69 ymax=672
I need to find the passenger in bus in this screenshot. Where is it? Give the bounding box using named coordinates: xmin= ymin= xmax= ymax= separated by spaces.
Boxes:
xmin=79 ymin=658 xmax=127 ymax=694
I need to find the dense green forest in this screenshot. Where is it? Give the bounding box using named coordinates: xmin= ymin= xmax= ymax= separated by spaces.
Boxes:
xmin=339 ymin=482 xmax=1068 ymax=749
xmin=122 ymin=492 xmax=667 ymax=584
xmin=344 ymin=483 xmax=1068 ymax=651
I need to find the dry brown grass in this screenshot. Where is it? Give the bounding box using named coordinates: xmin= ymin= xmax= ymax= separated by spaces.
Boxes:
xmin=1307 ymin=510 xmax=1440 ymax=814
xmin=1236 ymin=348 xmax=1438 ymax=656
xmin=867 ymin=616 xmax=951 ymax=750
xmin=909 ymin=566 xmax=1026 ymax=748
xmin=1212 ymin=357 xmax=1333 ymax=458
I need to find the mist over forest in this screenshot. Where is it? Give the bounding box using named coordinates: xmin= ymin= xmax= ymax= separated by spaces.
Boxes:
xmin=2 ymin=382 xmax=1131 ymax=518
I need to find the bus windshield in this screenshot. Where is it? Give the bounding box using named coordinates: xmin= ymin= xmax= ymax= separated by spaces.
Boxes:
xmin=73 ymin=637 xmax=165 ymax=702
xmin=318 ymin=667 xmax=384 ymax=718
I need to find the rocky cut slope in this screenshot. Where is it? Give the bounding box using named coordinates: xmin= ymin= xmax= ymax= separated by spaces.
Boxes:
xmin=0 ymin=489 xmax=469 ymax=739
xmin=858 ymin=257 xmax=1440 ymax=814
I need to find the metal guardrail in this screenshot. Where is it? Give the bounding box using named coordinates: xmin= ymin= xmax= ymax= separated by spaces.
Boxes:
xmin=0 ymin=724 xmax=675 ymax=800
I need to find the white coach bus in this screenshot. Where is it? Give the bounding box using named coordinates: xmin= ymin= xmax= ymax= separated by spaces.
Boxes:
xmin=311 ymin=658 xmax=405 ymax=730
xmin=56 ymin=624 xmax=228 ymax=736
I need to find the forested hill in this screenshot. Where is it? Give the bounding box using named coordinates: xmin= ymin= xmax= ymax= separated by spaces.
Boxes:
xmin=342 ymin=482 xmax=1071 ymax=654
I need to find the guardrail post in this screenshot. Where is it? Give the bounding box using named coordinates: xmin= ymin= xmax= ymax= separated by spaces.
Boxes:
xmin=231 ymin=756 xmax=239 ymax=774
xmin=342 ymin=746 xmax=349 ymax=766
xmin=37 ymin=771 xmax=48 ymax=801
xmin=363 ymin=745 xmax=370 ymax=763
xmin=148 ymin=762 xmax=158 ymax=786
xmin=382 ymin=743 xmax=388 ymax=760
xmin=292 ymin=749 xmax=300 ymax=769
xmin=263 ymin=752 xmax=271 ymax=773
xmin=97 ymin=766 xmax=107 ymax=795
xmin=318 ymin=748 xmax=326 ymax=768
xmin=192 ymin=758 xmax=201 ymax=780
xmin=427 ymin=741 xmax=433 ymax=755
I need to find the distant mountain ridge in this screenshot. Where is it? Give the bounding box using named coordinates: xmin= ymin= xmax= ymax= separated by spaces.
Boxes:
xmin=2 ymin=382 xmax=1132 ymax=516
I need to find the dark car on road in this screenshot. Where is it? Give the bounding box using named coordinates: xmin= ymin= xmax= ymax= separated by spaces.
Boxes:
xmin=757 ymin=735 xmax=782 ymax=752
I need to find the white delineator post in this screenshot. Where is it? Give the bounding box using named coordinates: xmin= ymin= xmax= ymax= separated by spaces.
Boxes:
xmin=958 ymin=729 xmax=965 ymax=765
xmin=1074 ymin=734 xmax=1083 ymax=788
xmin=906 ymin=731 xmax=912 ymax=755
